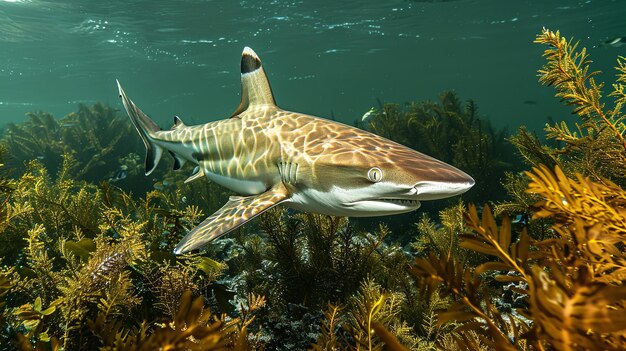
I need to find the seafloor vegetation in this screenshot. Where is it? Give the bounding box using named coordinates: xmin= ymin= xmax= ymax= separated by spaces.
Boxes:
xmin=0 ymin=28 xmax=625 ymax=350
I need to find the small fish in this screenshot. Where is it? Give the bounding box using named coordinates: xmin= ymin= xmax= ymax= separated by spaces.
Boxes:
xmin=602 ymin=37 xmax=626 ymax=48
xmin=153 ymin=181 xmax=164 ymax=190
xmin=361 ymin=107 xmax=376 ymax=122
xmin=523 ymin=100 xmax=537 ymax=105
xmin=111 ymin=170 xmax=127 ymax=182
xmin=109 ymin=165 xmax=129 ymax=182
xmin=59 ymin=121 xmax=79 ymax=128
xmin=512 ymin=214 xmax=530 ymax=225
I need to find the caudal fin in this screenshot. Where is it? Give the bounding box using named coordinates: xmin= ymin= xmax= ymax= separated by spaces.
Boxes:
xmin=116 ymin=80 xmax=163 ymax=175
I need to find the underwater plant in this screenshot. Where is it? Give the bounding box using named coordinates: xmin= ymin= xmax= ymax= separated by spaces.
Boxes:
xmin=505 ymin=28 xmax=626 ymax=192
xmin=404 ymin=28 xmax=626 ymax=351
xmin=410 ymin=165 xmax=626 ymax=351
xmin=0 ymin=151 xmax=239 ymax=350
xmin=3 ymin=26 xmax=625 ymax=351
xmin=88 ymin=290 xmax=264 ymax=350
xmin=1 ymin=103 xmax=142 ymax=185
xmin=216 ymin=208 xmax=422 ymax=350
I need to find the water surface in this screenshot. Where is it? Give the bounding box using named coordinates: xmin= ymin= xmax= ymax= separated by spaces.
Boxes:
xmin=1 ymin=0 xmax=625 ymax=131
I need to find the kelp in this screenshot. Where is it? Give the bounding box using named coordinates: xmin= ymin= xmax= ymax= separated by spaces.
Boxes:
xmin=403 ymin=28 xmax=626 ymax=351
xmin=3 ymin=27 xmax=626 ymax=351
xmin=410 ymin=165 xmax=626 ymax=350
xmin=509 ymin=28 xmax=626 ymax=184
xmin=310 ymin=279 xmax=418 ymax=351
xmin=0 ymin=153 xmax=237 ymax=350
xmin=2 ymin=103 xmax=141 ymax=184
xmin=306 ymin=203 xmax=486 ymax=351
xmin=88 ymin=290 xmax=264 ymax=350
xmin=218 ymin=208 xmax=426 ymax=350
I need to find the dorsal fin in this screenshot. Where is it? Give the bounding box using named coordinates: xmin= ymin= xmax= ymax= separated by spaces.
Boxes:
xmin=171 ymin=115 xmax=186 ymax=130
xmin=230 ymin=47 xmax=276 ymax=117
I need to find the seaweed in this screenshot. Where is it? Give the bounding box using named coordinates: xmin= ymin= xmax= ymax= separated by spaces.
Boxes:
xmin=2 ymin=103 xmax=142 ymax=184
xmin=0 ymin=152 xmax=238 ymax=350
xmin=88 ymin=290 xmax=264 ymax=350
xmin=3 ymin=27 xmax=626 ymax=351
xmin=401 ymin=28 xmax=626 ymax=351
xmin=220 ymin=209 xmax=414 ymax=350
xmin=310 ymin=279 xmax=414 ymax=350
xmin=508 ymin=29 xmax=626 ymax=184
xmin=410 ymin=165 xmax=626 ymax=350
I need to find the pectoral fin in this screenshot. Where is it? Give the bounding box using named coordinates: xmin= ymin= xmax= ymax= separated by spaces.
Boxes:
xmin=173 ymin=183 xmax=289 ymax=254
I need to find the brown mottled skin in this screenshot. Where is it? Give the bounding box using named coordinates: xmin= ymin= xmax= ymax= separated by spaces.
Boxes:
xmin=117 ymin=47 xmax=474 ymax=254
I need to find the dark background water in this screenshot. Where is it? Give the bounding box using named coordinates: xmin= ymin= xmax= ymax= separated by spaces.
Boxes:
xmin=0 ymin=0 xmax=625 ymax=132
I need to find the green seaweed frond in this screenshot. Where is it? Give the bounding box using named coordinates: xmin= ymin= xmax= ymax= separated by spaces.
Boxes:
xmin=508 ymin=126 xmax=559 ymax=169
xmin=411 ymin=201 xmax=479 ymax=265
xmin=535 ymin=29 xmax=608 ymax=123
xmin=0 ymin=269 xmax=12 ymax=326
xmin=493 ymin=172 xmax=535 ymax=216
xmin=311 ymin=279 xmax=413 ymax=351
xmin=310 ymin=304 xmax=342 ymax=351
xmin=14 ymin=295 xmax=62 ymax=348
xmin=531 ymin=28 xmax=626 ymax=182
xmin=345 ymin=279 xmax=405 ymax=350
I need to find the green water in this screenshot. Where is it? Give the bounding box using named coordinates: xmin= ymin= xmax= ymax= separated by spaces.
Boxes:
xmin=1 ymin=0 xmax=624 ymax=131
xmin=3 ymin=2 xmax=626 ymax=350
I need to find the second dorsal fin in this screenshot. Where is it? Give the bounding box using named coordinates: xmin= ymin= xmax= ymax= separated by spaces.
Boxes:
xmin=172 ymin=115 xmax=186 ymax=129
xmin=231 ymin=47 xmax=276 ymax=117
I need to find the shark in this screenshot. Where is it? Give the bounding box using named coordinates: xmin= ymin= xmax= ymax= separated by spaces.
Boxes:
xmin=116 ymin=47 xmax=475 ymax=254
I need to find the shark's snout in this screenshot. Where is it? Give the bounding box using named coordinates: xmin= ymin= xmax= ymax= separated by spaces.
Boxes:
xmin=388 ymin=146 xmax=475 ymax=202
xmin=414 ymin=178 xmax=475 ymax=200
xmin=413 ymin=168 xmax=475 ymax=201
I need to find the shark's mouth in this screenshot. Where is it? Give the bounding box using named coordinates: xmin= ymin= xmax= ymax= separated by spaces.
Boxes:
xmin=375 ymin=198 xmax=421 ymax=206
xmin=349 ymin=197 xmax=421 ymax=207
xmin=346 ymin=197 xmax=421 ymax=216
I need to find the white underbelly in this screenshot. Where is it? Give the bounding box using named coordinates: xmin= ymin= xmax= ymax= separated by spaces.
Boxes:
xmin=285 ymin=186 xmax=353 ymax=216
xmin=203 ymin=168 xmax=268 ymax=195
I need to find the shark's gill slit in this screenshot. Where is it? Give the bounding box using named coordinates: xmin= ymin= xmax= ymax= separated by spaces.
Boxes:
xmin=294 ymin=163 xmax=299 ymax=183
xmin=287 ymin=162 xmax=293 ymax=183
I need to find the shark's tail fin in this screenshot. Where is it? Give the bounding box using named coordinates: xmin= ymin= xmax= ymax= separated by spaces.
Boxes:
xmin=116 ymin=80 xmax=163 ymax=175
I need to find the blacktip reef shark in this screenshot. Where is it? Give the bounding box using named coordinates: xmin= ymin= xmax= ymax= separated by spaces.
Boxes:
xmin=116 ymin=47 xmax=475 ymax=254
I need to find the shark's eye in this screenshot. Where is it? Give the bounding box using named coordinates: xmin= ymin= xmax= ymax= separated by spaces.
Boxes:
xmin=367 ymin=167 xmax=383 ymax=183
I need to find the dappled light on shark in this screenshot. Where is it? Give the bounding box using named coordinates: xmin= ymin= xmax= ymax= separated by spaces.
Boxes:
xmin=117 ymin=47 xmax=474 ymax=254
